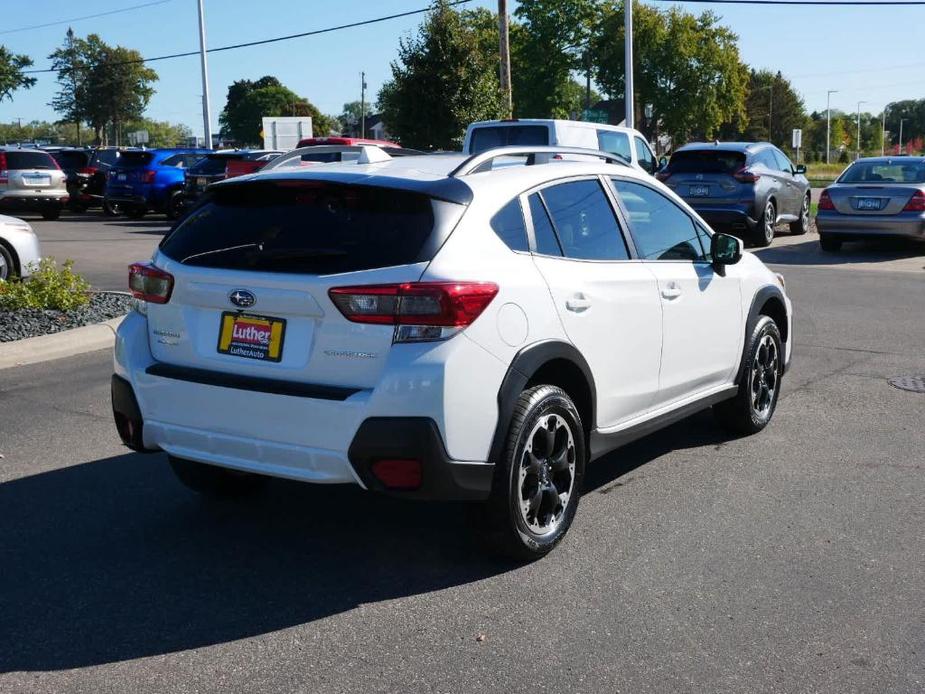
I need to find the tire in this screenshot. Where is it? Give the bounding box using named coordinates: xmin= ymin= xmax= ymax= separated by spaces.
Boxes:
xmin=125 ymin=206 xmax=147 ymax=220
xmin=819 ymin=234 xmax=842 ymax=252
xmin=168 ymin=455 xmax=268 ymax=498
xmin=166 ymin=191 xmax=185 ymax=221
xmin=790 ymin=194 xmax=810 ymax=235
xmin=753 ymin=200 xmax=776 ymax=247
xmin=478 ymin=385 xmax=586 ymax=561
xmin=41 ymin=207 xmax=61 ymax=221
xmin=69 ymin=202 xmax=88 ymax=213
xmin=0 ymin=243 xmax=16 ymax=281
xmin=102 ymin=200 xmax=121 ymax=216
xmin=713 ymin=315 xmax=783 ymax=435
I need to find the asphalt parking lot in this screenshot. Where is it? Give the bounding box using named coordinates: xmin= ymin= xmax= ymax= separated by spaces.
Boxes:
xmin=1 ymin=212 xmax=923 ymax=692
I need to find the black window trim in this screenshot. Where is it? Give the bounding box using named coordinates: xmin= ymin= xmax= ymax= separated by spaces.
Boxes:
xmin=517 ymin=174 xmax=637 ymax=263
xmin=489 ymin=198 xmax=532 ymax=255
xmin=607 ymin=175 xmax=714 ymax=265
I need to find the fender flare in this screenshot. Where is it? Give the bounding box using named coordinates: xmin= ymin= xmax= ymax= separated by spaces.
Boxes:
xmin=487 ymin=340 xmax=596 ymax=465
xmin=736 ymin=284 xmax=788 ymax=385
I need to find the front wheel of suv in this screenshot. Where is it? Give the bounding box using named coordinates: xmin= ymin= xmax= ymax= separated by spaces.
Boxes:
xmin=479 ymin=385 xmax=586 ymax=561
xmin=168 ymin=455 xmax=269 ymax=498
xmin=713 ymin=315 xmax=783 ymax=435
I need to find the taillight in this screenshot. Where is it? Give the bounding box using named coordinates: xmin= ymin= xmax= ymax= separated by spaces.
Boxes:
xmin=655 ymin=170 xmax=671 ymax=182
xmin=129 ymin=263 xmax=174 ymax=304
xmin=818 ymin=190 xmax=835 ymax=211
xmin=142 ymin=170 xmax=156 ymax=184
xmin=0 ymin=153 xmax=7 ymax=184
xmin=77 ymin=166 xmax=97 ymax=177
xmin=902 ymin=190 xmax=925 ymax=212
xmin=329 ymin=281 xmax=499 ymax=343
xmin=733 ymin=167 xmax=760 ymax=183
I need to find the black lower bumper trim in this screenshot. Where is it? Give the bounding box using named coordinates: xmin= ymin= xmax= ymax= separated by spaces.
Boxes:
xmin=348 ymin=417 xmax=494 ymax=501
xmin=111 ymin=374 xmax=158 ymax=452
xmin=145 ymin=362 xmax=361 ymax=401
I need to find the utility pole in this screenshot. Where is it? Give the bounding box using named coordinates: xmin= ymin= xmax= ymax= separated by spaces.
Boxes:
xmin=768 ymin=84 xmax=773 ymax=144
xmin=881 ymin=103 xmax=889 ymax=157
xmin=498 ymin=0 xmax=512 ymax=118
xmin=624 ymin=0 xmax=634 ymax=129
xmin=826 ymin=89 xmax=837 ymax=164
xmin=196 ymin=0 xmax=213 ymax=149
xmin=360 ymin=72 xmax=367 ymax=138
xmin=899 ymin=118 xmax=906 ymax=155
xmin=856 ymin=101 xmax=865 ymax=160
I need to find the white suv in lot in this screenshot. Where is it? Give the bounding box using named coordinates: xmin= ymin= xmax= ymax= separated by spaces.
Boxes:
xmin=112 ymin=146 xmax=792 ymax=560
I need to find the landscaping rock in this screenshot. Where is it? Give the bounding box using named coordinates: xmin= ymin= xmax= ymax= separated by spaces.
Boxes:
xmin=0 ymin=292 xmax=133 ymax=343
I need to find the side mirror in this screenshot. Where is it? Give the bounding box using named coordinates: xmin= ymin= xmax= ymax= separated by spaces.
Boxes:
xmin=794 ymin=164 xmax=807 ymax=174
xmin=711 ymin=232 xmax=742 ymax=270
xmin=658 ymin=156 xmax=668 ymax=169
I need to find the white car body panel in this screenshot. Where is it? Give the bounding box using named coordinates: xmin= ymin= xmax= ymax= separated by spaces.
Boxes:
xmin=0 ymin=214 xmax=42 ymax=279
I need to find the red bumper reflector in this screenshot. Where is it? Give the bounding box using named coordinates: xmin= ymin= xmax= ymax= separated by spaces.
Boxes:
xmin=371 ymin=458 xmax=422 ymax=490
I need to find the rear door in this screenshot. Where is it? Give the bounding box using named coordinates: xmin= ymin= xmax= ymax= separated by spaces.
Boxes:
xmin=150 ymin=180 xmax=459 ymax=389
xmin=526 ymin=177 xmax=662 ymax=428
xmin=770 ymin=148 xmax=800 ymax=216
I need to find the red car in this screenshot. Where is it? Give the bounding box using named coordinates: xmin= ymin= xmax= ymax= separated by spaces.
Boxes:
xmin=295 ymin=136 xmax=400 ymax=149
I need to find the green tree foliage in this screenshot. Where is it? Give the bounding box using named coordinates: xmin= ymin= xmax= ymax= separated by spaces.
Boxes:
xmin=219 ymin=78 xmax=335 ymax=145
xmin=885 ymin=99 xmax=925 ymax=149
xmin=378 ymin=0 xmax=505 ymax=149
xmin=338 ymin=100 xmax=372 ymax=135
xmin=122 ymin=118 xmax=193 ymax=147
xmin=48 ymin=32 xmax=157 ymax=143
xmin=0 ymin=45 xmax=36 ymax=103
xmin=593 ymin=1 xmax=748 ymax=141
xmin=740 ymin=70 xmax=807 ymax=147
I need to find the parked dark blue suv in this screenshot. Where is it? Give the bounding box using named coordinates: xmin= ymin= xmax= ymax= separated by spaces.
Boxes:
xmin=103 ymin=148 xmax=208 ymax=218
xmin=657 ymin=142 xmax=811 ymax=247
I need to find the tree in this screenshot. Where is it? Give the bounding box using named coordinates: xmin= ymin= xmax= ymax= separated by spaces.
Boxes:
xmin=338 ymin=100 xmax=372 ymax=136
xmin=218 ymin=76 xmax=282 ymax=133
xmin=0 ymin=45 xmax=36 ymax=103
xmin=739 ymin=70 xmax=807 ymax=148
xmin=378 ymin=0 xmax=505 ymax=149
xmin=49 ymin=28 xmax=88 ymax=145
xmin=593 ymin=1 xmax=748 ymax=142
xmin=122 ymin=118 xmax=193 ymax=147
xmin=219 ymin=77 xmax=334 ymax=144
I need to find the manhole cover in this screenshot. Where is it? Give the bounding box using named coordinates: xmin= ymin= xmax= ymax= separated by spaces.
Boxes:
xmin=888 ymin=376 xmax=925 ymax=394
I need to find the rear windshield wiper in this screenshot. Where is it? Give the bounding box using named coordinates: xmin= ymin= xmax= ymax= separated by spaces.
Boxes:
xmin=180 ymin=244 xmax=347 ymax=264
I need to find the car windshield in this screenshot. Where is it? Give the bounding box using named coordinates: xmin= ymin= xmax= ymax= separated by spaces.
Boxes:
xmin=668 ymin=150 xmax=746 ymax=174
xmin=838 ymin=161 xmax=925 ymax=184
xmin=51 ymin=151 xmax=89 ymax=169
xmin=159 ymin=181 xmax=436 ymax=275
xmin=2 ymin=151 xmax=58 ymax=170
xmin=469 ymin=125 xmax=549 ymax=153
xmin=189 ymin=156 xmax=240 ymax=175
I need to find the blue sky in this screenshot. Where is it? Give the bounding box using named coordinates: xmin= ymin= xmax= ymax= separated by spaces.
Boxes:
xmin=1 ymin=0 xmax=923 ymax=136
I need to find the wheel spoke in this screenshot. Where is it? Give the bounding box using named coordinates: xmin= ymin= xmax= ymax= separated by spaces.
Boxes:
xmin=523 ymin=450 xmax=544 ymax=478
xmin=550 ymin=445 xmax=572 ymax=474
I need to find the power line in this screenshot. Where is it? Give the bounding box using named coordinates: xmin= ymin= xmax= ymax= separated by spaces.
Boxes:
xmin=655 ymin=0 xmax=925 ymax=4
xmin=0 ymin=0 xmax=174 ymax=36
xmin=22 ymin=1 xmax=473 ymax=75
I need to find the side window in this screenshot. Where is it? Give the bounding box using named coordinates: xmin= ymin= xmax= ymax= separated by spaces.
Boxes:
xmin=490 ymin=199 xmax=529 ymax=252
xmin=596 ymin=130 xmax=632 ymax=164
xmin=634 ymin=137 xmax=655 ymax=173
xmin=755 ymin=150 xmax=777 ymax=170
xmin=540 ymin=179 xmax=629 ymax=261
xmin=772 ymin=149 xmax=793 ymax=173
xmin=528 ymin=194 xmax=563 ymax=256
xmin=611 ymin=179 xmax=708 ymax=262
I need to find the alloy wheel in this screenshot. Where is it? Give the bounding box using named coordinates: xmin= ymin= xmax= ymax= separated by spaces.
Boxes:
xmin=0 ymin=252 xmax=8 ymax=281
xmin=518 ymin=413 xmax=576 ymax=536
xmin=800 ymin=196 xmax=810 ymax=228
xmin=751 ymin=334 xmax=779 ymax=418
xmin=764 ymin=203 xmax=775 ymax=243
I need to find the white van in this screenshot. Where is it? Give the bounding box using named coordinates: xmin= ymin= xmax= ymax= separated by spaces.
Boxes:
xmin=463 ymin=119 xmax=658 ymax=175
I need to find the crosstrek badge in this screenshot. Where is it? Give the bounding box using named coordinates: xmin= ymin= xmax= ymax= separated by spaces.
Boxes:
xmin=217 ymin=312 xmax=286 ymax=362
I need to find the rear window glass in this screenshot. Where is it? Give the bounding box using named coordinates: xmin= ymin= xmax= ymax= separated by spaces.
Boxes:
xmin=92 ymin=149 xmax=120 ymax=167
xmin=52 ymin=150 xmax=89 ymax=169
xmin=839 ymin=161 xmax=925 ymax=184
xmin=2 ymin=151 xmax=57 ymax=170
xmin=668 ymin=150 xmax=746 ymax=174
xmin=160 ymin=182 xmax=436 ymax=275
xmin=190 ymin=155 xmax=240 ymax=175
xmin=117 ymin=151 xmax=153 ymax=167
xmin=469 ymin=125 xmax=549 ymax=153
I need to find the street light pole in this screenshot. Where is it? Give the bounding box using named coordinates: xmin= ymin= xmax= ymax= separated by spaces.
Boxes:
xmin=624 ymin=0 xmax=634 ymax=129
xmin=881 ymin=103 xmax=889 ymax=157
xmin=899 ymin=118 xmax=906 ymax=154
xmin=498 ymin=0 xmax=512 ymax=118
xmin=768 ymin=84 xmax=773 ymax=144
xmin=196 ymin=0 xmax=213 ymax=149
xmin=856 ymin=100 xmax=865 ymax=160
xmin=826 ymin=89 xmax=838 ymax=165
xmin=360 ymin=72 xmax=367 ymax=139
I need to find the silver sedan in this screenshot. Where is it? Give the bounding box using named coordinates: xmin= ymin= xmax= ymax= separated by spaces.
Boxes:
xmin=816 ymin=157 xmax=925 ymax=252
xmin=0 ymin=214 xmax=42 ymax=281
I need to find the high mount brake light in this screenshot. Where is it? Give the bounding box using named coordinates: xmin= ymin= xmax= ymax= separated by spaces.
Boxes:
xmin=818 ymin=190 xmax=835 ymax=211
xmin=733 ymin=167 xmax=760 ymax=183
xmin=129 ymin=263 xmax=174 ymax=304
xmin=902 ymin=189 xmax=925 ymax=212
xmin=329 ymin=282 xmax=499 ymax=343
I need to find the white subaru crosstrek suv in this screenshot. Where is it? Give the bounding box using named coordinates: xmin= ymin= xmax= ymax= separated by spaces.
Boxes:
xmin=112 ymin=145 xmax=792 ymax=560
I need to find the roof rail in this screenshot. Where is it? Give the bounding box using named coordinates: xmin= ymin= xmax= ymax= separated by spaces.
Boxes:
xmin=448 ymin=145 xmax=630 ymax=178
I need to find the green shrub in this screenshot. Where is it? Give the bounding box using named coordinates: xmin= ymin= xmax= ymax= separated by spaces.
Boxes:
xmin=0 ymin=258 xmax=91 ymax=311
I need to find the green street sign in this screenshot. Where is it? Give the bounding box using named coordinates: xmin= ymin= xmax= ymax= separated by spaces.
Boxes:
xmin=582 ymin=108 xmax=609 ymax=124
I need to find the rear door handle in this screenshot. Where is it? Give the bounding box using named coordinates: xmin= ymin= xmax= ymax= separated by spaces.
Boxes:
xmin=661 ymin=282 xmax=682 ymax=300
xmin=565 ymin=296 xmax=591 ymax=312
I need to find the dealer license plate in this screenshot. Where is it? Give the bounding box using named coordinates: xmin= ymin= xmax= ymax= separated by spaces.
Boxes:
xmin=217 ymin=312 xmax=286 ymax=362
xmin=689 ymin=185 xmax=710 ymax=197
xmin=856 ymin=197 xmax=882 ymax=211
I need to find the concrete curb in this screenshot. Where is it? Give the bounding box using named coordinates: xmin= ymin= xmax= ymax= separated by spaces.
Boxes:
xmin=0 ymin=316 xmax=124 ymax=371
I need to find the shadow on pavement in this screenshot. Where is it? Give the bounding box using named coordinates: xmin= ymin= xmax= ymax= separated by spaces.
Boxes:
xmin=0 ymin=412 xmax=730 ymax=672
xmin=754 ymin=236 xmax=924 ymax=267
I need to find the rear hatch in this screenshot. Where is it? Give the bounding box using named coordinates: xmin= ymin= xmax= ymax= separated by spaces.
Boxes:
xmin=662 ymin=149 xmax=748 ymax=204
xmin=185 ymin=154 xmax=242 ymax=194
xmin=148 ymin=179 xmax=463 ymax=389
xmin=108 ymin=150 xmax=154 ymax=194
xmin=0 ymin=150 xmax=65 ymax=192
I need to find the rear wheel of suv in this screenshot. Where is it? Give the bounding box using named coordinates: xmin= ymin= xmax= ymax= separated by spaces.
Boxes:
xmin=754 ymin=200 xmax=776 ymax=247
xmin=713 ymin=315 xmax=783 ymax=435
xmin=168 ymin=455 xmax=269 ymax=497
xmin=819 ymin=234 xmax=842 ymax=252
xmin=102 ymin=200 xmax=121 ymax=216
xmin=790 ymin=194 xmax=810 ymax=235
xmin=166 ymin=191 xmax=185 ymax=220
xmin=480 ymin=385 xmax=586 ymax=561
xmin=41 ymin=207 xmax=61 ymax=221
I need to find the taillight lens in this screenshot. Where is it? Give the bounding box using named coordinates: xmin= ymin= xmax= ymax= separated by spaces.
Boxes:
xmin=733 ymin=167 xmax=760 ymax=183
xmin=129 ymin=263 xmax=174 ymax=304
xmin=902 ymin=190 xmax=925 ymax=212
xmin=0 ymin=153 xmax=7 ymax=184
xmin=655 ymin=171 xmax=671 ymax=182
xmin=818 ymin=190 xmax=835 ymax=211
xmin=329 ymin=281 xmax=499 ymax=343
xmin=142 ymin=170 xmax=156 ymax=184
xmin=77 ymin=166 xmax=97 ymax=177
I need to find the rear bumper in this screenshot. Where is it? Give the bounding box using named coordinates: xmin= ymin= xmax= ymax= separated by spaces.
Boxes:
xmin=104 ymin=192 xmax=148 ymax=207
xmin=687 ymin=204 xmax=759 ymax=231
xmin=0 ymin=194 xmax=68 ymax=210
xmin=816 ymin=211 xmax=925 ymax=240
